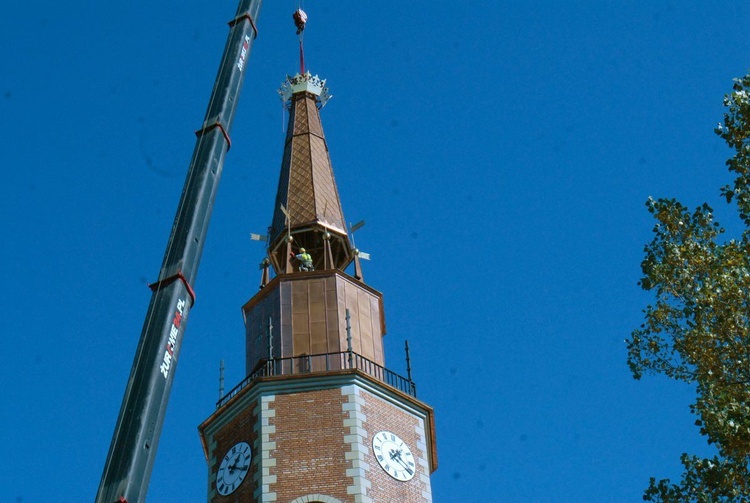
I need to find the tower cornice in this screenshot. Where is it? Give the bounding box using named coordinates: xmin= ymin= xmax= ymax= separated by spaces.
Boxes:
xmin=241 ymin=269 xmax=384 ymax=314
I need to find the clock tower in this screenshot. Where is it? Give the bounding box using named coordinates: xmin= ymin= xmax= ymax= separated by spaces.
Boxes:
xmin=198 ymin=59 xmax=437 ymax=503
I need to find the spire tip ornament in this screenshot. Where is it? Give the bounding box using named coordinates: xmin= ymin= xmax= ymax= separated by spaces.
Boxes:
xmin=278 ymin=72 xmax=332 ymax=108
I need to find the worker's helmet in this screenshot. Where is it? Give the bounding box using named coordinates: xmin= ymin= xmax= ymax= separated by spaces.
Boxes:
xmin=300 ymin=248 xmax=306 ymax=252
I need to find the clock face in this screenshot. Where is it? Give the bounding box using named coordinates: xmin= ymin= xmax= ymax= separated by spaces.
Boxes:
xmin=371 ymin=430 xmax=416 ymax=481
xmin=216 ymin=441 xmax=252 ymax=496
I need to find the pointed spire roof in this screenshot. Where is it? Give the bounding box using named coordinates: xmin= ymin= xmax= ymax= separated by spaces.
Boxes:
xmin=266 ymin=73 xmax=352 ymax=273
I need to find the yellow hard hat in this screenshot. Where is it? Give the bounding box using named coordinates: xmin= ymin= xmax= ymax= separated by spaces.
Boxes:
xmin=300 ymin=248 xmax=306 ymax=252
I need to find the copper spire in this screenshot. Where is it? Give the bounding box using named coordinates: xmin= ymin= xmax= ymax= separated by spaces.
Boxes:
xmin=266 ymin=73 xmax=352 ymax=273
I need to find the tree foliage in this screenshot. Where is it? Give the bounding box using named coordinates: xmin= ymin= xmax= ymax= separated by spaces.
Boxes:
xmin=627 ymin=73 xmax=750 ymax=502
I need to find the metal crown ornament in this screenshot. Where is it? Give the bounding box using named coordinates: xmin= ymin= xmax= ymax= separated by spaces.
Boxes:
xmin=278 ymin=72 xmax=332 ymax=108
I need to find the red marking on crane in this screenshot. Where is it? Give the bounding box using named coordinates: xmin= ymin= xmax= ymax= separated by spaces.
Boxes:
xmin=149 ymin=271 xmax=196 ymax=306
xmin=195 ymin=121 xmax=232 ymax=151
xmin=228 ymin=12 xmax=258 ymax=39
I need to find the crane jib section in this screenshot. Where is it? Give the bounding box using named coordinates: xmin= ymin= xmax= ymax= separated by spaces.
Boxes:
xmin=95 ymin=2 xmax=263 ymax=502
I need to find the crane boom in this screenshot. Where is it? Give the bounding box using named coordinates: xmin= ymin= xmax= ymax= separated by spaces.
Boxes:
xmin=95 ymin=2 xmax=262 ymax=501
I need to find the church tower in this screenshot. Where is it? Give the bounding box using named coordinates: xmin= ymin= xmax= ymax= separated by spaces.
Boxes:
xmin=199 ymin=22 xmax=437 ymax=502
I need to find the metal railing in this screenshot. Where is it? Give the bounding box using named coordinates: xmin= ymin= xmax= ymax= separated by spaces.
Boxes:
xmin=217 ymin=351 xmax=417 ymax=408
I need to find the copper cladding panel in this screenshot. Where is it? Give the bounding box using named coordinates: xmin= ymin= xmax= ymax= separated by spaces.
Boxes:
xmin=291 ymin=92 xmax=323 ymax=137
xmin=310 ymin=135 xmax=345 ymax=231
xmin=243 ymin=271 xmax=385 ymax=374
xmin=243 ymin=284 xmax=281 ymax=374
xmin=287 ymin=134 xmax=317 ymax=225
xmin=269 ymin=93 xmax=347 ymax=247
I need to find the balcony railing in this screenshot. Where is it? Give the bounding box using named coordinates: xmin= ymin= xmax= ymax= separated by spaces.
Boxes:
xmin=217 ymin=351 xmax=417 ymax=408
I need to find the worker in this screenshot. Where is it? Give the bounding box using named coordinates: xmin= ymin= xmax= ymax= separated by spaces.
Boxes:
xmin=295 ymin=247 xmax=314 ymax=272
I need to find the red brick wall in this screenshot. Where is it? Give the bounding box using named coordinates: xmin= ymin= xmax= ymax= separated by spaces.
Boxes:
xmin=270 ymin=388 xmax=350 ymax=502
xmin=204 ymin=378 xmax=432 ymax=502
xmin=209 ymin=397 xmax=260 ymax=503
xmin=361 ymin=391 xmax=429 ymax=502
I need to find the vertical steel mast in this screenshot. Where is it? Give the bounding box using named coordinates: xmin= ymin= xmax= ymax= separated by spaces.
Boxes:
xmin=96 ymin=1 xmax=262 ymax=502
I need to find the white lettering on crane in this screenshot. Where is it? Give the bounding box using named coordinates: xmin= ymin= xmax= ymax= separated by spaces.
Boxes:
xmin=160 ymin=298 xmax=186 ymax=379
xmin=237 ymin=35 xmax=250 ymax=71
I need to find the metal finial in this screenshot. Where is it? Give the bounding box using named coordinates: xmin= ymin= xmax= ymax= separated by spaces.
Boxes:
xmin=259 ymin=257 xmax=270 ymax=289
xmin=218 ymin=359 xmax=225 ymax=400
xmin=346 ymin=309 xmax=353 ymax=368
xmin=405 ymin=340 xmax=416 ymax=397
xmin=267 ymin=316 xmax=274 ymax=362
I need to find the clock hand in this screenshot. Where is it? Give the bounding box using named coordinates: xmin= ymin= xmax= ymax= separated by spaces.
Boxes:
xmin=390 ymin=449 xmax=414 ymax=475
xmin=228 ymin=453 xmax=243 ymax=472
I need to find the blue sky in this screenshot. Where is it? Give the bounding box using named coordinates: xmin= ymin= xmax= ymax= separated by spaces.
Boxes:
xmin=3 ymin=1 xmax=750 ymax=501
